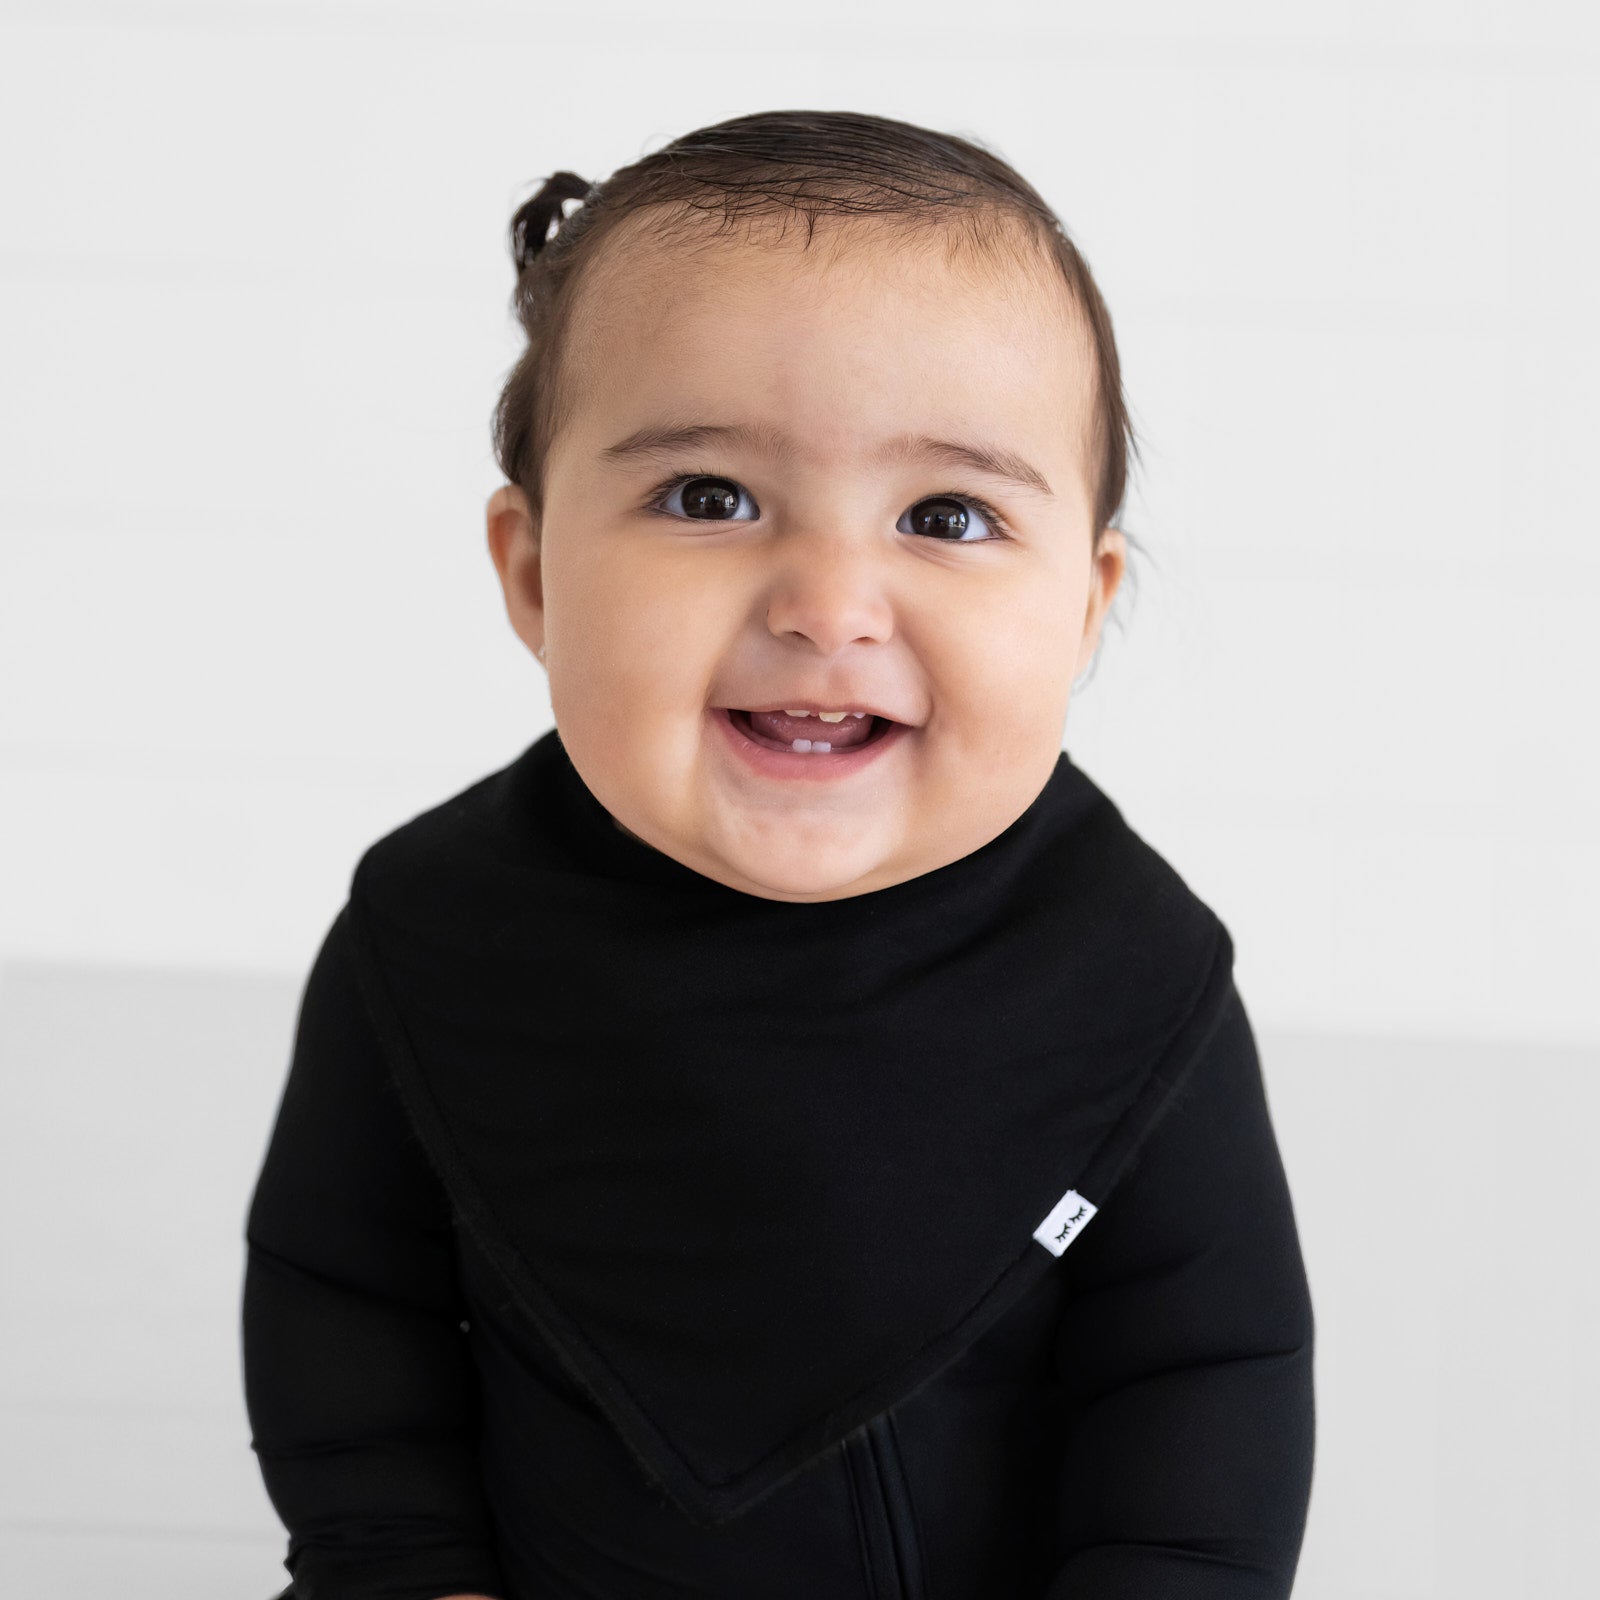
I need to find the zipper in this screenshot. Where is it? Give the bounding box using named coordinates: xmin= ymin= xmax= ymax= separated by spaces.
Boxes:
xmin=843 ymin=1411 xmax=928 ymax=1600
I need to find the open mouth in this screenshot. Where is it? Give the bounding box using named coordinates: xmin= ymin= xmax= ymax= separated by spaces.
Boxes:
xmin=724 ymin=708 xmax=898 ymax=755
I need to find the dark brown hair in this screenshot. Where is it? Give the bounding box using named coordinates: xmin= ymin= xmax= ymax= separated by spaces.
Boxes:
xmin=491 ymin=109 xmax=1143 ymax=567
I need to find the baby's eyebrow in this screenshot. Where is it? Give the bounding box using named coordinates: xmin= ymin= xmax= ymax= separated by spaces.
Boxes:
xmin=599 ymin=420 xmax=1055 ymax=500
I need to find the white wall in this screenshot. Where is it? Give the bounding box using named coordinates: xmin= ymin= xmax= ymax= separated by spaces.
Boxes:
xmin=2 ymin=2 xmax=1597 ymax=1596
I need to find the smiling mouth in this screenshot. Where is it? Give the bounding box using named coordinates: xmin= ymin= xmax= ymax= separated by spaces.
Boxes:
xmin=723 ymin=708 xmax=897 ymax=754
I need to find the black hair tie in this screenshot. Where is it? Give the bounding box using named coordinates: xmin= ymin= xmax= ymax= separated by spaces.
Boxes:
xmin=512 ymin=171 xmax=594 ymax=270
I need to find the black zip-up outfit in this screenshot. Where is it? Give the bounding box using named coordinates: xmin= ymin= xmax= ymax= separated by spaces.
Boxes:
xmin=242 ymin=727 xmax=1315 ymax=1599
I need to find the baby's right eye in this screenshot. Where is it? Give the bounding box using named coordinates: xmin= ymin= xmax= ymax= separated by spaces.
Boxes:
xmin=650 ymin=474 xmax=759 ymax=523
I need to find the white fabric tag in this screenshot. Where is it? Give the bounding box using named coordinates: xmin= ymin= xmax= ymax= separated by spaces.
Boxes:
xmin=1032 ymin=1188 xmax=1098 ymax=1256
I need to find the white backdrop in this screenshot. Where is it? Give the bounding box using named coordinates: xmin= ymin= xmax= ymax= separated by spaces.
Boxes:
xmin=2 ymin=2 xmax=1596 ymax=1596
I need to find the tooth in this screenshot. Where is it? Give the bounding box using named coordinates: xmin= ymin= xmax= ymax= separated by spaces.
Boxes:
xmin=816 ymin=711 xmax=846 ymax=723
xmin=850 ymin=711 xmax=866 ymax=719
xmin=791 ymin=739 xmax=811 ymax=752
xmin=813 ymin=742 xmax=831 ymax=753
xmin=783 ymin=708 xmax=810 ymax=718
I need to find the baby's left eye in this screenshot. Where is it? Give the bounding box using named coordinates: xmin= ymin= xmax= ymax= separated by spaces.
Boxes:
xmin=898 ymin=494 xmax=1007 ymax=544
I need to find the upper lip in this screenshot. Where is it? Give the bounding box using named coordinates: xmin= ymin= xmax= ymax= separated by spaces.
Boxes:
xmin=719 ymin=700 xmax=914 ymax=727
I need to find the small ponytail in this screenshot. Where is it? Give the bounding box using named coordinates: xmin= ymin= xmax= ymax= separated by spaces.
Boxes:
xmin=510 ymin=171 xmax=594 ymax=272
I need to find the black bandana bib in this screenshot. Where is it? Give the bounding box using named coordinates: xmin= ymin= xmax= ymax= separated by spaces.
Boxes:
xmin=340 ymin=727 xmax=1235 ymax=1527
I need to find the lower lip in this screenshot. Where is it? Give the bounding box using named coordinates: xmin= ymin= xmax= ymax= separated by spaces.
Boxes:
xmin=710 ymin=707 xmax=911 ymax=782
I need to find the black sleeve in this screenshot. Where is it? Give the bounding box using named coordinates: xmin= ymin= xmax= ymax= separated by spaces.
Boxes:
xmin=1042 ymin=984 xmax=1316 ymax=1599
xmin=241 ymin=903 xmax=509 ymax=1600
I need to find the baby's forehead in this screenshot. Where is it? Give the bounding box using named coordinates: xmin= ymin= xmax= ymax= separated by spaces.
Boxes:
xmin=556 ymin=207 xmax=1098 ymax=504
xmin=585 ymin=203 xmax=1081 ymax=331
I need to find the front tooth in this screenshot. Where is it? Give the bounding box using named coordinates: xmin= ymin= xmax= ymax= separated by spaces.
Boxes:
xmin=816 ymin=711 xmax=847 ymax=722
xmin=789 ymin=739 xmax=831 ymax=753
xmin=783 ymin=708 xmax=811 ymax=718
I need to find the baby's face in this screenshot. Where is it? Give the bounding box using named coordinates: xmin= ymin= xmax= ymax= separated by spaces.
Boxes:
xmin=488 ymin=213 xmax=1124 ymax=902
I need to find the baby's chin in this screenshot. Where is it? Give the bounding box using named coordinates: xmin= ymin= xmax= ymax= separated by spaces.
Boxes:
xmin=699 ymin=822 xmax=915 ymax=904
xmin=605 ymin=767 xmax=919 ymax=899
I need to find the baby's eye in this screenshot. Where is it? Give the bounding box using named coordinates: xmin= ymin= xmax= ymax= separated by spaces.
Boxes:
xmin=897 ymin=494 xmax=1006 ymax=544
xmin=652 ymin=475 xmax=759 ymax=522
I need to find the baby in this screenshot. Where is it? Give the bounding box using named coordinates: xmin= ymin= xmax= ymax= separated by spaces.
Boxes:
xmin=243 ymin=109 xmax=1315 ymax=1600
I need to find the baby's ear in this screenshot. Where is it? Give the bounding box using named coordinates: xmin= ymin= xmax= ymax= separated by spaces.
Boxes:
xmin=1075 ymin=524 xmax=1128 ymax=674
xmin=486 ymin=482 xmax=539 ymax=572
xmin=486 ymin=483 xmax=536 ymax=550
xmin=485 ymin=483 xmax=546 ymax=658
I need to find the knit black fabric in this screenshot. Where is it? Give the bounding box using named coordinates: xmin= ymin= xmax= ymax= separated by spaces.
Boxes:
xmin=243 ymin=727 xmax=1316 ymax=1599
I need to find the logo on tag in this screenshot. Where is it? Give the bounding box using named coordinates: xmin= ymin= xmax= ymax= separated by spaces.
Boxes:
xmin=1033 ymin=1188 xmax=1098 ymax=1256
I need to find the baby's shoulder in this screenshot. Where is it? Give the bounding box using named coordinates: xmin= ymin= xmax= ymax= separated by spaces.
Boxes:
xmin=349 ymin=756 xmax=524 ymax=916
xmin=1053 ymin=762 xmax=1227 ymax=958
